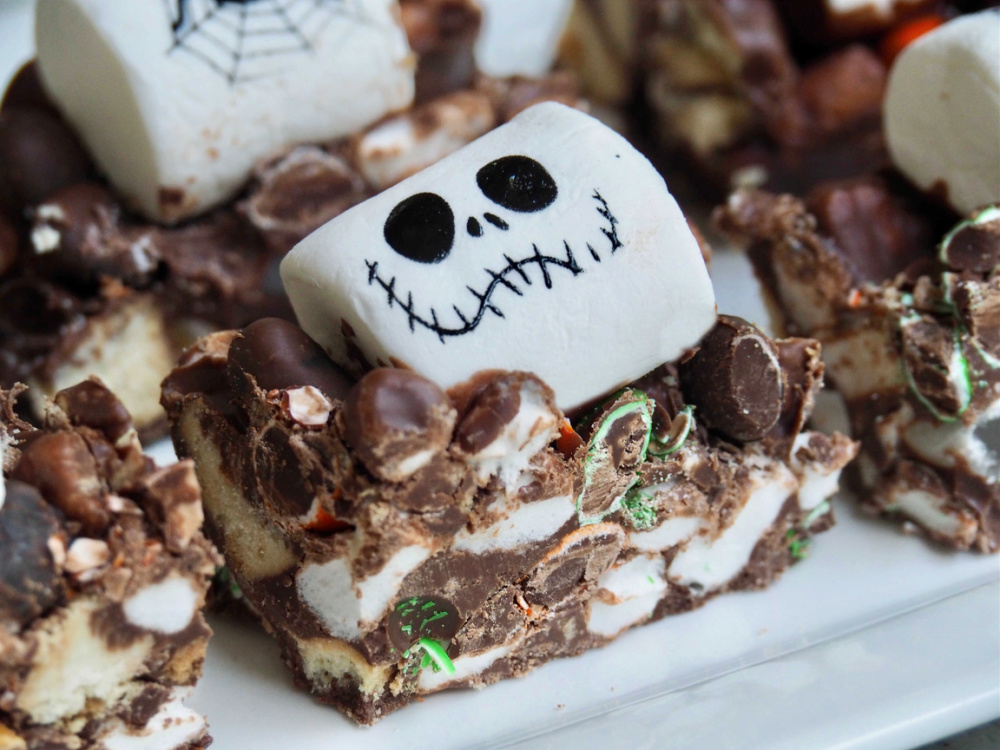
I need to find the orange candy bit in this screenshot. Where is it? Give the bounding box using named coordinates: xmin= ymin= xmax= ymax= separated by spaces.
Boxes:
xmin=555 ymin=419 xmax=584 ymax=459
xmin=881 ymin=14 xmax=946 ymax=66
xmin=303 ymin=506 xmax=351 ymax=533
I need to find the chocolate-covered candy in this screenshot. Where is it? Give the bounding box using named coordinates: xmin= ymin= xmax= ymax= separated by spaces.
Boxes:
xmin=900 ymin=314 xmax=971 ymax=420
xmin=54 ymin=379 xmax=133 ymax=443
xmin=227 ymin=318 xmax=354 ymax=401
xmin=576 ymin=391 xmax=653 ymax=524
xmin=679 ymin=316 xmax=784 ymax=443
xmin=0 ymin=480 xmax=65 ymax=628
xmin=387 ymin=595 xmax=460 ymax=652
xmin=341 ymin=368 xmax=456 ymax=483
xmin=30 ymin=182 xmax=161 ymax=286
xmin=0 ymin=107 xmax=89 ymax=209
xmin=13 ymin=431 xmax=110 ymax=535
xmin=0 ymin=211 xmax=18 ymax=276
xmin=940 ymin=207 xmax=1000 ymax=274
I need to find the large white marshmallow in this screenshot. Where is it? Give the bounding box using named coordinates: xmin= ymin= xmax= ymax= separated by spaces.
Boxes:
xmin=884 ymin=10 xmax=1000 ymax=215
xmin=282 ymin=102 xmax=716 ymax=411
xmin=35 ymin=0 xmax=414 ymax=223
xmin=474 ymin=0 xmax=573 ymax=78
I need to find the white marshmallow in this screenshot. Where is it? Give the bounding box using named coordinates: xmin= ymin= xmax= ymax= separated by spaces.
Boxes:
xmin=35 ymin=0 xmax=414 ymax=222
xmin=826 ymin=0 xmax=923 ymax=20
xmin=474 ymin=0 xmax=573 ymax=78
xmin=884 ymin=10 xmax=1000 ymax=215
xmin=282 ymin=102 xmax=716 ymax=411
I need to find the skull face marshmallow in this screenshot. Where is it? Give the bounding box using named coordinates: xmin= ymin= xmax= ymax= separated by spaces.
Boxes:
xmin=34 ymin=0 xmax=414 ymax=223
xmin=281 ymin=102 xmax=717 ymax=411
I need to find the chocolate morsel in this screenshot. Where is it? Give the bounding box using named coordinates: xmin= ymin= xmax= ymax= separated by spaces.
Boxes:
xmin=387 ymin=595 xmax=460 ymax=652
xmin=454 ymin=372 xmax=522 ymax=454
xmin=227 ymin=318 xmax=354 ymax=400
xmin=0 ymin=480 xmax=65 ymax=628
xmin=941 ymin=215 xmax=1000 ymax=274
xmin=0 ymin=107 xmax=89 ymax=208
xmin=679 ymin=315 xmax=784 ymax=443
xmin=13 ymin=431 xmax=110 ymax=535
xmin=54 ymin=379 xmax=133 ymax=443
xmin=341 ymin=368 xmax=455 ymax=482
xmin=253 ymin=425 xmax=317 ymax=517
xmin=524 ymin=526 xmax=623 ymax=608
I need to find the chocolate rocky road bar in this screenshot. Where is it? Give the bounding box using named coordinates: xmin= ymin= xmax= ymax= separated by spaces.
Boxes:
xmin=162 ymin=316 xmax=856 ymax=724
xmin=0 ymin=379 xmax=221 ymax=750
xmin=0 ymin=0 xmax=579 ymax=442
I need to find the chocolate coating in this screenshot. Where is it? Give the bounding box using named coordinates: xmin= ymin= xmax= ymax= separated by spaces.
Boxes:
xmin=0 ymin=61 xmax=57 ymax=116
xmin=679 ymin=316 xmax=784 ymax=443
xmin=253 ymin=426 xmax=316 ymax=517
xmin=341 ymin=368 xmax=455 ymax=482
xmin=228 ymin=318 xmax=353 ymax=399
xmin=387 ymin=595 xmax=460 ymax=652
xmin=0 ymin=479 xmax=65 ymax=628
xmin=0 ymin=211 xmax=18 ymax=276
xmin=13 ymin=431 xmax=111 ymax=535
xmin=0 ymin=107 xmax=89 ymax=208
xmin=54 ymin=379 xmax=133 ymax=442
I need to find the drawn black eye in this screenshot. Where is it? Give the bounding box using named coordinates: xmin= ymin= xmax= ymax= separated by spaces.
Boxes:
xmin=384 ymin=192 xmax=455 ymax=264
xmin=476 ymin=156 xmax=558 ymax=213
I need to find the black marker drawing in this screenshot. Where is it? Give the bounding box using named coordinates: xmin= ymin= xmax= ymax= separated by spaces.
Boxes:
xmin=165 ymin=0 xmax=364 ymax=84
xmin=368 ymin=185 xmax=623 ymax=343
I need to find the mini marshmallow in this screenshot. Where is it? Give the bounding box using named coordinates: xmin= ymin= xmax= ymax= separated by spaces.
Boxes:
xmin=282 ymin=102 xmax=716 ymax=411
xmin=35 ymin=0 xmax=415 ymax=223
xmin=474 ymin=0 xmax=573 ymax=78
xmin=884 ymin=10 xmax=1000 ymax=215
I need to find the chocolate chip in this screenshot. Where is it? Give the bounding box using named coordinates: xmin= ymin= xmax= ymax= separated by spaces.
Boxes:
xmin=453 ymin=372 xmax=522 ymax=454
xmin=0 ymin=107 xmax=89 ymax=209
xmin=54 ymin=380 xmax=133 ymax=443
xmin=227 ymin=318 xmax=354 ymax=400
xmin=341 ymin=369 xmax=455 ymax=482
xmin=13 ymin=431 xmax=110 ymax=535
xmin=0 ymin=211 xmax=17 ymax=276
xmin=0 ymin=480 xmax=65 ymax=628
xmin=387 ymin=595 xmax=460 ymax=652
xmin=941 ymin=215 xmax=1000 ymax=274
xmin=679 ymin=316 xmax=784 ymax=443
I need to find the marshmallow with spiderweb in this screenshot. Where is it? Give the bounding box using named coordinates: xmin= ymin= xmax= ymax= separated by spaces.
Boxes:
xmin=35 ymin=0 xmax=415 ymax=223
xmin=473 ymin=0 xmax=573 ymax=78
xmin=281 ymin=102 xmax=717 ymax=411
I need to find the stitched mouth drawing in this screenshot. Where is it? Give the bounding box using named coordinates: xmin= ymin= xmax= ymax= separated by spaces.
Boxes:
xmin=366 ymin=155 xmax=623 ymax=344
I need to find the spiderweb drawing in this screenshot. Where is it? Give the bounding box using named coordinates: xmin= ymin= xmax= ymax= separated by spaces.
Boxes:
xmin=164 ymin=0 xmax=369 ymax=84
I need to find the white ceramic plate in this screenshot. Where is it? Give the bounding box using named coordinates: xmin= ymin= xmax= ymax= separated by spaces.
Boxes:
xmin=3 ymin=4 xmax=998 ymax=748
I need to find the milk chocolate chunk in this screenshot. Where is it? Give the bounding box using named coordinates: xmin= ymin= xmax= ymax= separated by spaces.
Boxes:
xmin=680 ymin=316 xmax=784 ymax=443
xmin=228 ymin=318 xmax=353 ymax=400
xmin=0 ymin=107 xmax=89 ymax=209
xmin=12 ymin=431 xmax=110 ymax=535
xmin=524 ymin=525 xmax=623 ymax=608
xmin=0 ymin=61 xmax=58 ymax=116
xmin=387 ymin=595 xmax=461 ymax=652
xmin=0 ymin=480 xmax=65 ymax=628
xmin=900 ymin=315 xmax=970 ymax=420
xmin=341 ymin=368 xmax=456 ymax=482
xmin=253 ymin=426 xmax=316 ymax=518
xmin=54 ymin=379 xmax=132 ymax=443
